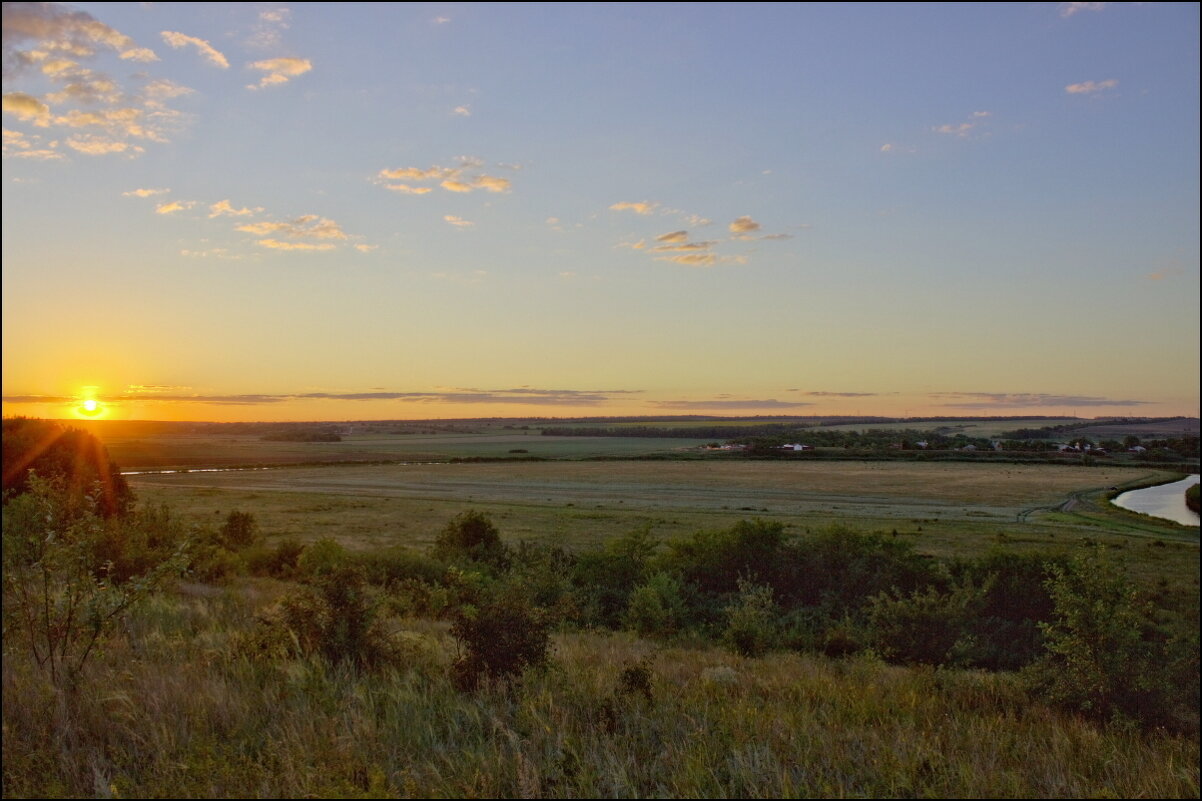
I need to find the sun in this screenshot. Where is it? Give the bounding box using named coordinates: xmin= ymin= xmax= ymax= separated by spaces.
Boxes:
xmin=74 ymin=389 xmax=107 ymax=418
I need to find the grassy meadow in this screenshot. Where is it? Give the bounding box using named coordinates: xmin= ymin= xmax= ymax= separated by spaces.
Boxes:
xmin=4 ymin=421 xmax=1199 ymax=798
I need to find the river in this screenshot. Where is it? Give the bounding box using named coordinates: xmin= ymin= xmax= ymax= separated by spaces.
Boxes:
xmin=1111 ymin=474 xmax=1200 ymax=527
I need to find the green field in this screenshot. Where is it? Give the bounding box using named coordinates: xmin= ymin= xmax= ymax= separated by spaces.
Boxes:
xmin=130 ymin=460 xmax=1199 ymax=588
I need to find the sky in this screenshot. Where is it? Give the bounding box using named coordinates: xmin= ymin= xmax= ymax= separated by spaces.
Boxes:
xmin=2 ymin=1 xmax=1199 ymax=422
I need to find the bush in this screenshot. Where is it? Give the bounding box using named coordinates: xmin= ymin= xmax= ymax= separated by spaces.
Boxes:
xmin=245 ymin=538 xmax=306 ymax=579
xmin=2 ymin=418 xmax=133 ymax=518
xmin=1025 ymin=548 xmax=1196 ymax=730
xmin=433 ymin=510 xmax=510 ymax=569
xmin=239 ymin=566 xmax=401 ymax=669
xmin=722 ymin=578 xmax=780 ymax=657
xmin=2 ymin=476 xmax=186 ymax=686
xmin=218 ymin=511 xmax=259 ymax=551
xmin=866 ymin=581 xmax=981 ymax=666
xmin=449 ymin=585 xmax=552 ymax=691
xmin=299 ymin=537 xmax=348 ymax=577
xmin=625 ymin=571 xmax=686 ymax=637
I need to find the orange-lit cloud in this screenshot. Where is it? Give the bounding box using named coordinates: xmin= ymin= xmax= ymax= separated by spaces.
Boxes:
xmin=155 ymin=199 xmax=194 ymax=214
xmin=209 ymin=199 xmax=259 ymax=217
xmin=610 ymin=201 xmax=658 ymax=215
xmin=256 ymin=238 xmax=336 ymax=251
xmin=2 ymin=92 xmax=51 ymax=126
xmin=728 ymin=215 xmax=761 ymax=235
xmin=444 ymin=215 xmax=474 ymax=228
xmin=246 ymin=57 xmax=312 ymax=90
xmin=160 ymin=31 xmax=229 ymax=68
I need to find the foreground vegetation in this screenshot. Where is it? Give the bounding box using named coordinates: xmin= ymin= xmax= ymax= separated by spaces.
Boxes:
xmin=3 ymin=419 xmax=1199 ymax=797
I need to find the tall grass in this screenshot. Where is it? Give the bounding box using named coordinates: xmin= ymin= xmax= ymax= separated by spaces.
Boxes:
xmin=4 ymin=589 xmax=1197 ymax=798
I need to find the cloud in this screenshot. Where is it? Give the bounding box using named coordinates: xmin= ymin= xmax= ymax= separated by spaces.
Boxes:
xmin=650 ymin=241 xmax=716 ymax=253
xmin=932 ymin=392 xmax=1151 ymax=408
xmin=2 ymin=3 xmax=147 ymax=68
xmin=444 ymin=215 xmax=474 ymax=228
xmin=377 ymin=163 xmax=510 ymax=194
xmin=1065 ymin=79 xmax=1118 ymax=95
xmin=759 ymin=233 xmax=793 ymax=240
xmin=453 ymin=105 xmax=471 ymax=116
xmin=729 ymin=215 xmax=761 ymax=235
xmin=610 ymin=201 xmax=658 ymax=215
xmin=66 ymin=134 xmax=140 ymax=155
xmin=1145 ymin=269 xmax=1183 ymax=281
xmin=2 ymin=10 xmax=193 ymax=157
xmin=123 ymin=187 xmax=169 ymax=197
xmin=1060 ymin=2 xmax=1106 ymax=18
xmin=246 ymin=8 xmax=291 ymax=49
xmin=154 ymin=199 xmax=193 ymax=214
xmin=120 ymin=47 xmax=158 ymax=62
xmin=654 ymin=253 xmax=718 ymax=267
xmin=246 ymin=57 xmax=312 ymax=90
xmin=655 ymin=230 xmax=688 ymax=243
xmin=880 ymin=143 xmax=894 ymax=152
xmin=354 ymin=244 xmax=377 ymax=253
xmin=2 ymin=126 xmax=60 ymax=159
xmin=935 ymin=122 xmax=974 ymax=137
xmin=236 ymin=214 xmax=347 ymax=240
xmin=432 ymin=16 xmax=452 ymax=24
xmin=2 ymin=92 xmax=51 ymax=126
xmin=160 ymin=31 xmax=229 ymax=68
xmin=209 ymin=199 xmax=259 ymax=217
xmin=384 ymin=184 xmax=433 ymax=195
xmin=649 ymin=399 xmax=813 ymax=410
xmin=256 ymin=239 xmax=335 ymax=251
xmin=790 ymin=391 xmax=879 ymax=397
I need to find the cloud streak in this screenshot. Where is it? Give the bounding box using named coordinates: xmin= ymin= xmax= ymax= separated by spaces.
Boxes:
xmin=931 ymin=392 xmax=1152 ymax=408
xmin=160 ymin=31 xmax=229 ymax=68
xmin=648 ymin=399 xmax=813 ymax=410
xmin=1 ymin=387 xmax=647 ymax=407
xmin=1065 ymin=79 xmax=1117 ymax=95
xmin=246 ymin=57 xmax=312 ymax=90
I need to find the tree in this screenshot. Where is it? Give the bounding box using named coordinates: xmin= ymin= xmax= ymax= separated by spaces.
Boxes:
xmin=2 ymin=417 xmax=132 ymax=517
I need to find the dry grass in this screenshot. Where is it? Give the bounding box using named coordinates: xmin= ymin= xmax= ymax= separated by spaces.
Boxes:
xmin=4 ymin=591 xmax=1198 ymax=798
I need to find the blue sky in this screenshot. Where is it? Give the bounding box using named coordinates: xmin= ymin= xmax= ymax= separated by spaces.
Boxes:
xmin=2 ymin=2 xmax=1198 ymax=421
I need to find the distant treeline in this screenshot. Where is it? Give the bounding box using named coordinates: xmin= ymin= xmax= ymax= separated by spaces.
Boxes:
xmin=261 ymin=428 xmax=342 ymax=442
xmin=541 ymin=425 xmax=801 ymax=439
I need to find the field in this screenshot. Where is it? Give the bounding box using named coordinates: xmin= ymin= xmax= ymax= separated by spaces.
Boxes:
xmin=6 ymin=421 xmax=1200 ymax=797
xmin=130 ymin=460 xmax=1199 ymax=588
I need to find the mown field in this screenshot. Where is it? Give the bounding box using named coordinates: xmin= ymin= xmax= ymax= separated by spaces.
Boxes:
xmin=130 ymin=460 xmax=1199 ymax=589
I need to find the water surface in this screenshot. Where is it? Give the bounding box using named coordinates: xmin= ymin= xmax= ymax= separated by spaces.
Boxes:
xmin=1112 ymin=475 xmax=1200 ymax=526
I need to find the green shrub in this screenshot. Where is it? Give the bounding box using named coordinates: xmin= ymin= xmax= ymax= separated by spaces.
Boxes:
xmin=298 ymin=537 xmax=348 ymax=577
xmin=245 ymin=538 xmax=306 ymax=579
xmin=239 ymin=566 xmax=401 ymax=669
xmin=2 ymin=476 xmax=186 ymax=686
xmin=722 ymin=578 xmax=780 ymax=657
xmin=449 ymin=585 xmax=552 ymax=691
xmin=625 ymin=571 xmax=686 ymax=637
xmin=1025 ymin=548 xmax=1195 ymax=730
xmin=867 ymin=582 xmax=982 ymax=666
xmin=217 ymin=511 xmax=259 ymax=551
xmin=433 ymin=510 xmax=510 ymax=569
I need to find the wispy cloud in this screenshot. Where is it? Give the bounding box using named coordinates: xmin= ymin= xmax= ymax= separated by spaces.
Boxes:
xmin=236 ymin=214 xmax=347 ymax=240
xmin=1065 ymin=79 xmax=1118 ymax=95
xmin=246 ymin=57 xmax=312 ymax=90
xmin=209 ymin=199 xmax=260 ymax=218
xmin=789 ymin=390 xmax=880 ymax=397
xmin=655 ymin=230 xmax=688 ymax=244
xmin=444 ymin=215 xmax=474 ymax=228
xmin=46 ymin=386 xmax=644 ymax=407
xmin=648 ymin=398 xmax=813 ymax=410
xmin=160 ymin=31 xmax=229 ymax=68
xmin=246 ymin=8 xmax=292 ymax=50
xmin=932 ymin=392 xmax=1151 ymax=408
xmin=1060 ymin=2 xmax=1107 ymax=18
xmin=453 ymin=105 xmax=471 ymax=117
xmin=2 ymin=127 xmax=61 ymax=159
xmin=376 ymin=161 xmax=511 ymax=194
xmin=728 ymin=216 xmax=761 ymax=236
xmin=610 ymin=201 xmax=658 ymax=215
xmin=155 ymin=199 xmax=194 ymax=214
xmin=654 ymin=253 xmax=718 ymax=267
xmin=2 ymin=3 xmax=156 ymax=71
xmin=257 ymin=239 xmax=335 ymax=251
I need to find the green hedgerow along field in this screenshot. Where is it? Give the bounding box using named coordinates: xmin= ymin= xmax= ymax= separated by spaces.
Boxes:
xmin=2 ymin=419 xmax=1199 ymax=797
